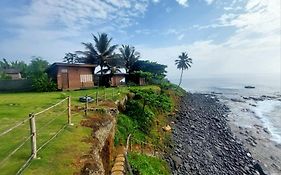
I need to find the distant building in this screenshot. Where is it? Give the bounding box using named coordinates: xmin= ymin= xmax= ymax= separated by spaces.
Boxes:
xmin=101 ymin=73 xmax=145 ymax=87
xmin=47 ymin=63 xmax=97 ymax=90
xmin=103 ymin=73 xmax=127 ymax=87
xmin=3 ymin=69 xmax=22 ymax=80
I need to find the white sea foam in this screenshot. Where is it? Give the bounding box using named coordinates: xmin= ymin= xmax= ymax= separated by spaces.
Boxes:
xmin=254 ymin=100 xmax=281 ymax=144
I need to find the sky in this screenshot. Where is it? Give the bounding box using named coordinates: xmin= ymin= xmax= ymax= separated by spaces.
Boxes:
xmin=0 ymin=0 xmax=280 ymax=80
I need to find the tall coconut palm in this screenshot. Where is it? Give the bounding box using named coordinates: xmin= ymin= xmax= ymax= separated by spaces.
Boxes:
xmin=63 ymin=52 xmax=78 ymax=64
xmin=175 ymin=52 xmax=192 ymax=87
xmin=77 ymin=33 xmax=118 ymax=78
xmin=119 ymin=45 xmax=140 ymax=74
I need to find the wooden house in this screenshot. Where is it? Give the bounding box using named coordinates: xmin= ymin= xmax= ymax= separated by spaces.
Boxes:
xmin=47 ymin=63 xmax=97 ymax=90
xmin=3 ymin=69 xmax=22 ymax=80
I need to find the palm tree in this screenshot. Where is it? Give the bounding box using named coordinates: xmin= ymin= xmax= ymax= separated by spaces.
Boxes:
xmin=0 ymin=58 xmax=11 ymax=70
xmin=175 ymin=52 xmax=192 ymax=87
xmin=77 ymin=33 xmax=118 ymax=80
xmin=63 ymin=52 xmax=78 ymax=64
xmin=119 ymin=45 xmax=140 ymax=74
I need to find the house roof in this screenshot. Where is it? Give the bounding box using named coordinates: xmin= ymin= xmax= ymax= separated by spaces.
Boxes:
xmin=49 ymin=62 xmax=97 ymax=68
xmin=95 ymin=73 xmax=128 ymax=76
xmin=3 ymin=69 xmax=21 ymax=74
xmin=46 ymin=62 xmax=97 ymax=72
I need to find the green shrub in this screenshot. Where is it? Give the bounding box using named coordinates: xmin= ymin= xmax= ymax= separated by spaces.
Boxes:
xmin=114 ymin=114 xmax=146 ymax=145
xmin=125 ymin=100 xmax=154 ymax=134
xmin=0 ymin=72 xmax=12 ymax=80
xmin=128 ymin=152 xmax=170 ymax=175
xmin=129 ymin=89 xmax=172 ymax=113
xmin=32 ymin=73 xmax=57 ymax=92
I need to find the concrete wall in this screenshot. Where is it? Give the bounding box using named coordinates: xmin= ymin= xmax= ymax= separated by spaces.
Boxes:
xmin=0 ymin=79 xmax=33 ymax=92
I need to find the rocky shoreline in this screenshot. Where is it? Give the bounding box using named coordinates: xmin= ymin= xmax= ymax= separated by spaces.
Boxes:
xmin=166 ymin=93 xmax=266 ymax=175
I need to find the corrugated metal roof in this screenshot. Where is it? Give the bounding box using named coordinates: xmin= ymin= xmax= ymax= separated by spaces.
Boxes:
xmin=3 ymin=69 xmax=20 ymax=74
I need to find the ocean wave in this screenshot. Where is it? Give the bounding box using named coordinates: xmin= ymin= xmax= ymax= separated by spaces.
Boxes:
xmin=254 ymin=100 xmax=281 ymax=144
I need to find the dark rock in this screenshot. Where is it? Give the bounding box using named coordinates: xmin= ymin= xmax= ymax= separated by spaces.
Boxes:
xmin=254 ymin=162 xmax=268 ymax=175
xmin=166 ymin=93 xmax=260 ymax=175
xmin=263 ymin=128 xmax=270 ymax=134
xmin=171 ymin=155 xmax=183 ymax=169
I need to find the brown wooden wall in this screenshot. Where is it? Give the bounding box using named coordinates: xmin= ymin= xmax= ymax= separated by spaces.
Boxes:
xmin=56 ymin=66 xmax=94 ymax=90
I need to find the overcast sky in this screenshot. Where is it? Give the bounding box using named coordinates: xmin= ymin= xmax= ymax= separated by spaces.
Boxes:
xmin=0 ymin=0 xmax=280 ymax=80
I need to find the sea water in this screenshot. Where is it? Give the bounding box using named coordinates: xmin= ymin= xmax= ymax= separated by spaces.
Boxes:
xmin=255 ymin=100 xmax=281 ymax=144
xmin=172 ymin=75 xmax=281 ymax=144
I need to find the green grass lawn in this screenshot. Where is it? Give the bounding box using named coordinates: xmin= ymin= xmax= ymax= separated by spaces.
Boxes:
xmin=0 ymin=85 xmax=158 ymax=175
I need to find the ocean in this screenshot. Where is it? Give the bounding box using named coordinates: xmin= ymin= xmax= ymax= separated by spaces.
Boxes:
xmin=173 ymin=76 xmax=281 ymax=144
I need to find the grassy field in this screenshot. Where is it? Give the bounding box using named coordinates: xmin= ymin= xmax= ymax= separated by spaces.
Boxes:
xmin=0 ymin=86 xmax=158 ymax=175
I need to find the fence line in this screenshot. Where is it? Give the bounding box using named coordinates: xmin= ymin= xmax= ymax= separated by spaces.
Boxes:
xmin=125 ymin=134 xmax=133 ymax=175
xmin=34 ymin=98 xmax=68 ymax=116
xmin=0 ymin=134 xmax=32 ymax=167
xmin=0 ymin=96 xmax=73 ymax=174
xmin=16 ymin=154 xmax=34 ymax=175
xmin=37 ymin=124 xmax=68 ymax=152
xmin=0 ymin=116 xmax=31 ymax=137
xmin=36 ymin=108 xmax=68 ymax=132
xmin=0 ymin=98 xmax=68 ymax=138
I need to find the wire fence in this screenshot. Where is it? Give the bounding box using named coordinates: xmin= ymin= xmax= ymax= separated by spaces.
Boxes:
xmin=0 ymin=96 xmax=74 ymax=174
xmin=71 ymin=87 xmax=128 ymax=105
xmin=0 ymin=87 xmax=129 ymax=174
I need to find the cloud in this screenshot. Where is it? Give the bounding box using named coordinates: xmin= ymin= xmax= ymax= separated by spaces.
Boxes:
xmin=176 ymin=0 xmax=189 ymax=7
xmin=204 ymin=0 xmax=215 ymax=5
xmin=0 ymin=0 xmax=151 ymax=62
xmin=177 ymin=34 xmax=185 ymax=40
xmin=139 ymin=0 xmax=281 ymax=79
xmin=12 ymin=0 xmax=150 ymax=31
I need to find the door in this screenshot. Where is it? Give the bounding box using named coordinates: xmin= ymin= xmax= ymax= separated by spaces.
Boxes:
xmin=61 ymin=72 xmax=69 ymax=89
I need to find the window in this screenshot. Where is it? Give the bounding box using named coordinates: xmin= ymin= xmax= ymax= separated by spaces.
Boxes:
xmin=80 ymin=74 xmax=93 ymax=82
xmin=61 ymin=69 xmax=68 ymax=73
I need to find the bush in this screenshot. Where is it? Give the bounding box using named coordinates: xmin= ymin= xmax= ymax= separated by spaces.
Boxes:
xmin=125 ymin=100 xmax=154 ymax=134
xmin=0 ymin=72 xmax=12 ymax=80
xmin=129 ymin=89 xmax=172 ymax=113
xmin=128 ymin=152 xmax=170 ymax=175
xmin=32 ymin=73 xmax=57 ymax=92
xmin=114 ymin=114 xmax=146 ymax=145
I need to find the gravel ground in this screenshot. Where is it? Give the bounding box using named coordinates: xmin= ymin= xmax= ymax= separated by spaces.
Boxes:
xmin=166 ymin=93 xmax=266 ymax=175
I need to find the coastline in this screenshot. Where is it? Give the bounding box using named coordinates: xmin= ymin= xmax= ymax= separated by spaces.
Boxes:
xmin=216 ymin=93 xmax=281 ymax=175
xmin=167 ymin=92 xmax=267 ymax=175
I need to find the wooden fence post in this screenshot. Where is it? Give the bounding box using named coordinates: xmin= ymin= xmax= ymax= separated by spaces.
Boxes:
xmin=29 ymin=113 xmax=37 ymax=159
xmin=85 ymin=95 xmax=88 ymax=116
xmin=68 ymin=96 xmax=72 ymax=125
xmin=96 ymin=91 xmax=98 ymax=105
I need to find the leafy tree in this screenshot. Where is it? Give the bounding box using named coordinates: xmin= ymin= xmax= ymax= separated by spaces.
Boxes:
xmin=63 ymin=52 xmax=78 ymax=64
xmin=27 ymin=57 xmax=49 ymax=78
xmin=32 ymin=73 xmax=57 ymax=92
xmin=119 ymin=45 xmax=140 ymax=74
xmin=131 ymin=60 xmax=167 ymax=84
xmin=77 ymin=33 xmax=118 ymax=80
xmin=28 ymin=57 xmax=57 ymax=91
xmin=175 ymin=52 xmax=192 ymax=87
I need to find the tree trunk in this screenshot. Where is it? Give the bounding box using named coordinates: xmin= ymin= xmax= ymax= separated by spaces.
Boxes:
xmin=100 ymin=62 xmax=104 ymax=86
xmin=178 ymin=68 xmax=184 ymax=87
